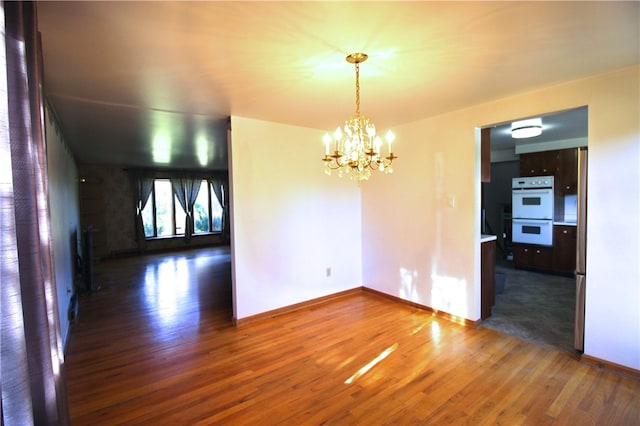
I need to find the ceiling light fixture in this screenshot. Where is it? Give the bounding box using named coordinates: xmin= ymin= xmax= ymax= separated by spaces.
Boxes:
xmin=322 ymin=53 xmax=397 ymax=181
xmin=511 ymin=118 xmax=543 ymax=139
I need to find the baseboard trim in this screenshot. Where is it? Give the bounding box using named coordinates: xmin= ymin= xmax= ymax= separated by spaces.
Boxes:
xmin=362 ymin=287 xmax=480 ymax=328
xmin=233 ymin=286 xmax=480 ymax=329
xmin=233 ymin=287 xmax=362 ymax=327
xmin=581 ymin=354 xmax=640 ymax=379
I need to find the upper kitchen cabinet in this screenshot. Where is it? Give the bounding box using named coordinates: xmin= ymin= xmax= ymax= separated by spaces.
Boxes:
xmin=519 ymin=150 xmax=560 ymax=177
xmin=519 ymin=148 xmax=578 ymax=196
xmin=558 ymin=148 xmax=578 ymax=195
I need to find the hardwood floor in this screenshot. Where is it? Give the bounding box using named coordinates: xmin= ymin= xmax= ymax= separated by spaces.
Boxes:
xmin=65 ymin=247 xmax=639 ymax=425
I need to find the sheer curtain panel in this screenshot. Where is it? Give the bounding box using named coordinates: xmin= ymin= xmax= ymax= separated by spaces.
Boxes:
xmin=1 ymin=2 xmax=70 ymax=424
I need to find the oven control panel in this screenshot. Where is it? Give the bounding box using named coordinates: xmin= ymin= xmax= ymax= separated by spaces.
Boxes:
xmin=512 ymin=176 xmax=554 ymax=189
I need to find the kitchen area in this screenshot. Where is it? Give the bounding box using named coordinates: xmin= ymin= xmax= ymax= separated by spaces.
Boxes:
xmin=480 ymin=107 xmax=587 ymax=353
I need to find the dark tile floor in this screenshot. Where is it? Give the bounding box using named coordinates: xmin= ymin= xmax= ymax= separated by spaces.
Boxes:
xmin=481 ymin=259 xmax=577 ymax=353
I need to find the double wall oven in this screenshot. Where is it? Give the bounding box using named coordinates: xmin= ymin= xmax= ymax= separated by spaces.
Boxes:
xmin=512 ymin=176 xmax=554 ymax=246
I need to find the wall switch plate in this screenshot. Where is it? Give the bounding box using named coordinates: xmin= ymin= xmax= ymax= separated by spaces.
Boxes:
xmin=326 ymin=267 xmax=331 ymax=277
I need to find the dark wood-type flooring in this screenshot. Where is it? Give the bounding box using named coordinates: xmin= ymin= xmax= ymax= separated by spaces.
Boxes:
xmin=483 ymin=260 xmax=576 ymax=353
xmin=65 ymin=246 xmax=639 ymax=424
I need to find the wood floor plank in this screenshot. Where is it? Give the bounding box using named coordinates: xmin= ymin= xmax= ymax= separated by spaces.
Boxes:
xmin=65 ymin=247 xmax=640 ymax=424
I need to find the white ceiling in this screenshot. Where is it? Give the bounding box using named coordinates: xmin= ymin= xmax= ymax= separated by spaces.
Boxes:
xmin=37 ymin=2 xmax=639 ymax=170
xmin=490 ymin=106 xmax=588 ymax=154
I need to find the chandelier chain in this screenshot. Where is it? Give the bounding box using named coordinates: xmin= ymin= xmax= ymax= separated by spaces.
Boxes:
xmin=355 ymin=62 xmax=360 ymax=116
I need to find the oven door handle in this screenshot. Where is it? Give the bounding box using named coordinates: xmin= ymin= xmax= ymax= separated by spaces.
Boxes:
xmin=512 ymin=218 xmax=552 ymax=224
xmin=512 ymin=188 xmax=553 ymax=194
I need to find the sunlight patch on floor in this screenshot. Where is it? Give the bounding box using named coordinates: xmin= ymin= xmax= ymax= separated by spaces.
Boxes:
xmin=144 ymin=257 xmax=198 ymax=328
xmin=344 ymin=343 xmax=398 ymax=384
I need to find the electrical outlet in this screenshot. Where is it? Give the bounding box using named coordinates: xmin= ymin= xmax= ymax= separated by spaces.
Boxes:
xmin=326 ymin=267 xmax=332 ymax=277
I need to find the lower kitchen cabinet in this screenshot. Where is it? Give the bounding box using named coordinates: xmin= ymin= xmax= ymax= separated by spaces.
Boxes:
xmin=553 ymin=225 xmax=577 ymax=273
xmin=513 ymin=244 xmax=554 ymax=271
xmin=481 ymin=239 xmax=496 ymax=319
xmin=513 ymin=226 xmax=577 ymax=274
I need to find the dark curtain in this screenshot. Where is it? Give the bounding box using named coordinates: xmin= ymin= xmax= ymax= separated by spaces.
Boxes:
xmin=171 ymin=177 xmax=201 ymax=242
xmin=1 ymin=2 xmax=70 ymax=425
xmin=128 ymin=170 xmax=154 ymax=250
xmin=222 ymin=177 xmax=230 ymax=242
xmin=209 ymin=176 xmax=230 ymax=242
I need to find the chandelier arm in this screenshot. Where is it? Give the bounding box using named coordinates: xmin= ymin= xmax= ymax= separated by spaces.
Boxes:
xmin=326 ymin=154 xmax=347 ymax=169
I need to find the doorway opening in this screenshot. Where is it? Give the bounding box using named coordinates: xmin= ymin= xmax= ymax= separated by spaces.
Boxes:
xmin=480 ymin=106 xmax=587 ymax=353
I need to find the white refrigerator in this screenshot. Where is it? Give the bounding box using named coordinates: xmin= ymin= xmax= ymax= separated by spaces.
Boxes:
xmin=574 ymin=147 xmax=588 ymax=351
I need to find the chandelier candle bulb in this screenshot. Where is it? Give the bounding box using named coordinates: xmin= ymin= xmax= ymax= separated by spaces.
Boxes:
xmin=375 ymin=136 xmax=382 ymax=155
xmin=323 ymin=134 xmax=331 ymax=155
xmin=385 ymin=130 xmax=395 ymax=154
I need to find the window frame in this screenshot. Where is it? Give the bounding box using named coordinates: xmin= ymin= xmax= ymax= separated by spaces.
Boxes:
xmin=142 ymin=178 xmax=223 ymax=239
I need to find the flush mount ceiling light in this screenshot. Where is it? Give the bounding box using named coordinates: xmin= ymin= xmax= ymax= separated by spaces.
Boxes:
xmin=321 ymin=53 xmax=397 ymax=181
xmin=511 ymin=118 xmax=543 ymax=139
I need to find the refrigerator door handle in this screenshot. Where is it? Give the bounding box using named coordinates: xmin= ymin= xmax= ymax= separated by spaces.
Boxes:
xmin=574 ymin=274 xmax=586 ymax=351
xmin=577 ymin=147 xmax=588 ymax=273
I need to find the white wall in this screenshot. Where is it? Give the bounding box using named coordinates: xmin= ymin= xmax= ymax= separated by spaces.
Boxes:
xmin=361 ymin=65 xmax=640 ymax=370
xmin=361 ymin=118 xmax=478 ymax=320
xmin=229 ymin=117 xmax=363 ymax=320
xmin=45 ymin=107 xmax=80 ymax=348
xmin=584 ymin=67 xmax=639 ymax=370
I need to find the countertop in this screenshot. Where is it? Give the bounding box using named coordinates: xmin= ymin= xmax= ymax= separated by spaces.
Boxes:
xmin=481 ymin=234 xmax=497 ymax=243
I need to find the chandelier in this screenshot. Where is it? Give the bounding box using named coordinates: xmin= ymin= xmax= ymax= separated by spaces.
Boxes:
xmin=322 ymin=53 xmax=397 ymax=181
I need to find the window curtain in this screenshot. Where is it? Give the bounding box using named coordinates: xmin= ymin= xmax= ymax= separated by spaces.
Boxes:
xmin=209 ymin=176 xmax=230 ymax=242
xmin=1 ymin=2 xmax=70 ymax=424
xmin=171 ymin=177 xmax=201 ymax=242
xmin=128 ymin=170 xmax=154 ymax=250
xmin=222 ymin=177 xmax=230 ymax=242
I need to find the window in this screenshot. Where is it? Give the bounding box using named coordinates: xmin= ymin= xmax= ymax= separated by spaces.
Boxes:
xmin=142 ymin=179 xmax=223 ymax=238
xmin=193 ymin=183 xmax=209 ymax=234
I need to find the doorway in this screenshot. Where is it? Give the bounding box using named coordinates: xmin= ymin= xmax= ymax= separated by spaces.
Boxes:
xmin=480 ymin=106 xmax=587 ymax=353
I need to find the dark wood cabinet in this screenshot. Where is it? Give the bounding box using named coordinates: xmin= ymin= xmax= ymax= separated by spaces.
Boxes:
xmin=519 ymin=150 xmax=559 ymax=177
xmin=513 ymin=225 xmax=576 ymax=274
xmin=513 ymin=243 xmax=554 ymax=270
xmin=520 ymin=148 xmax=577 ymax=193
xmin=518 ymin=153 xmax=537 ymax=177
xmin=558 ymin=148 xmax=578 ymax=195
xmin=481 ymin=239 xmax=496 ymax=319
xmin=553 ymin=225 xmax=577 ymax=273
xmin=481 ymin=128 xmax=491 ymax=183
